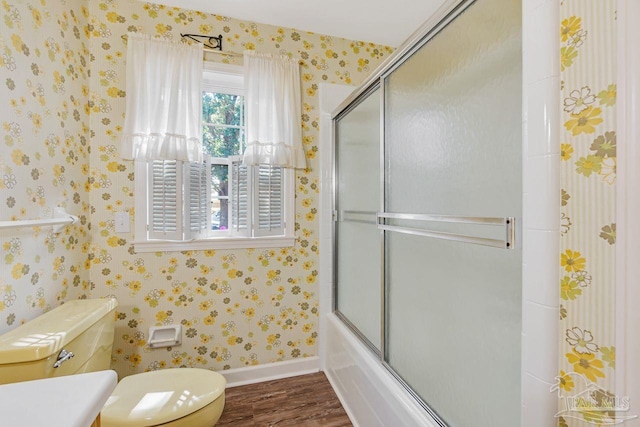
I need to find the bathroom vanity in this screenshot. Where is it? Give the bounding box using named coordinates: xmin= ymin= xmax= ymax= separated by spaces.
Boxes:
xmin=0 ymin=370 xmax=117 ymax=426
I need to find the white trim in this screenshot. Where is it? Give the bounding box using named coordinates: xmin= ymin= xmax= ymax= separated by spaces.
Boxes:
xmin=318 ymin=83 xmax=355 ymax=373
xmin=616 ymin=1 xmax=640 ymax=423
xmin=134 ymin=154 xmax=294 ymax=251
xmin=132 ymin=235 xmax=295 ymax=252
xmin=521 ymin=0 xmax=560 ymax=425
xmin=203 ymin=61 xmax=243 ymax=75
xmin=202 ymin=70 xmax=243 ymax=96
xmin=202 ymin=61 xmax=244 ymax=96
xmin=219 ymin=356 xmax=319 ymax=388
xmin=134 ymin=160 xmax=147 ymax=240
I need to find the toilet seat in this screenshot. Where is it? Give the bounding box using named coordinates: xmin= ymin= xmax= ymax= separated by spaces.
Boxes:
xmin=101 ymin=368 xmax=226 ymax=427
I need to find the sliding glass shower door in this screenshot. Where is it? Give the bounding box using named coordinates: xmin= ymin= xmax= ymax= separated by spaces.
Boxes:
xmin=335 ymin=86 xmax=382 ymax=351
xmin=334 ymin=0 xmax=521 ymax=425
xmin=383 ymin=0 xmax=522 ymax=425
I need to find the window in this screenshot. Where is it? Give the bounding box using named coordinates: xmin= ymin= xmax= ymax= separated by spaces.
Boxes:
xmin=133 ymin=63 xmax=295 ymax=252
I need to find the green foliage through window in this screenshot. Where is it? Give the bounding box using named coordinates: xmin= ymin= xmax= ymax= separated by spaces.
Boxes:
xmin=202 ymin=92 xmax=244 ymax=158
xmin=202 ymin=91 xmax=244 ymax=231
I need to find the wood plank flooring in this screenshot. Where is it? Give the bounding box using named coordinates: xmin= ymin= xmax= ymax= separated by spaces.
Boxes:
xmin=217 ymin=372 xmax=353 ymax=426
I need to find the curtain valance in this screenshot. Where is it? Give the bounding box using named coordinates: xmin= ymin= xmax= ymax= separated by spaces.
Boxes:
xmin=121 ymin=33 xmax=203 ymax=162
xmin=242 ymin=51 xmax=306 ymax=169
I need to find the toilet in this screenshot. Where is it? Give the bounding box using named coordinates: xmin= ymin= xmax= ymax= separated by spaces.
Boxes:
xmin=0 ymin=298 xmax=226 ymax=427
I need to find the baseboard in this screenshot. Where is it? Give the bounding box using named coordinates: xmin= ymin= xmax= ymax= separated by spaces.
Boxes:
xmin=220 ymin=356 xmax=320 ymax=388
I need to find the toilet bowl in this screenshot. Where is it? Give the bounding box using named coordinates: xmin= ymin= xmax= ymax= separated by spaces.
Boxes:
xmin=0 ymin=298 xmax=226 ymax=427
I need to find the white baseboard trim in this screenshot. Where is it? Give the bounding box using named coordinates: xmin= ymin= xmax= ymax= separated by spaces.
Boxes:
xmin=220 ymin=356 xmax=320 ymax=388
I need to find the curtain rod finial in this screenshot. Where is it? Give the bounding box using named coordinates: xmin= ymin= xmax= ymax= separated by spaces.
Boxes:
xmin=180 ymin=33 xmax=223 ymax=51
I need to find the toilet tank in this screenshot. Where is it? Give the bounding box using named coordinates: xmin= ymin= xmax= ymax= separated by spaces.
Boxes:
xmin=0 ymin=298 xmax=118 ymax=385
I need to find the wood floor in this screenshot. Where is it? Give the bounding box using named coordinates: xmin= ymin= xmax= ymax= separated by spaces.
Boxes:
xmin=216 ymin=372 xmax=353 ymax=426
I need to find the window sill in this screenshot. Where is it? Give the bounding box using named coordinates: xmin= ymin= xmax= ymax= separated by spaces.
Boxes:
xmin=132 ymin=236 xmax=296 ymax=253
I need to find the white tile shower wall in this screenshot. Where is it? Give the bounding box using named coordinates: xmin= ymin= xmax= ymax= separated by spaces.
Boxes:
xmin=524 ymin=301 xmax=560 ymax=381
xmin=524 ymin=154 xmax=560 ymax=230
xmin=523 ymin=372 xmax=560 ymax=426
xmin=526 ymin=77 xmax=561 ymax=157
xmin=616 ymin=0 xmax=640 ymax=415
xmin=525 ymin=1 xmax=560 ymax=81
xmin=522 ymin=0 xmax=560 ymax=426
xmin=523 ymin=229 xmax=562 ymax=307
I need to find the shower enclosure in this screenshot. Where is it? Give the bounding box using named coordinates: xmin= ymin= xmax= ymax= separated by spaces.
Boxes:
xmin=331 ymin=0 xmax=522 ymax=425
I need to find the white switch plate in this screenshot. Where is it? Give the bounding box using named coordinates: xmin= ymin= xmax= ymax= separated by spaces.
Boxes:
xmin=114 ymin=212 xmax=130 ymax=233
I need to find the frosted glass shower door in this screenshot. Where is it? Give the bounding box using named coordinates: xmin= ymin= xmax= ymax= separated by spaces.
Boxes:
xmin=335 ymin=87 xmax=381 ymax=351
xmin=383 ymin=0 xmax=522 ymax=425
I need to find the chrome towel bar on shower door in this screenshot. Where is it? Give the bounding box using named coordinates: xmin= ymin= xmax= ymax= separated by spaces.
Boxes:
xmin=337 ymin=210 xmax=378 ymax=225
xmin=376 ymin=212 xmax=516 ymax=249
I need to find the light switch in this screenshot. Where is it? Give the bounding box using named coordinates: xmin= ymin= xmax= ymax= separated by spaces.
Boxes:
xmin=114 ymin=212 xmax=130 ymax=233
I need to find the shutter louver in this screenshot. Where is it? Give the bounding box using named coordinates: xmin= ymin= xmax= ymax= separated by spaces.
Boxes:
xmin=255 ymin=165 xmax=284 ymax=236
xmin=230 ymin=158 xmax=250 ymax=236
xmin=149 ymin=160 xmax=182 ymax=240
xmin=185 ymin=157 xmax=211 ymax=239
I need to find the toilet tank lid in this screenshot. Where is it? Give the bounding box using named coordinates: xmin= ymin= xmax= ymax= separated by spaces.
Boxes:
xmin=0 ymin=298 xmax=118 ymax=364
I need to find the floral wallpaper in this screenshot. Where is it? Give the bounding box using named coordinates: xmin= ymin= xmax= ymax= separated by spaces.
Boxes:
xmin=87 ymin=1 xmax=392 ymax=376
xmin=557 ymin=1 xmax=618 ymax=426
xmin=0 ymin=0 xmax=392 ymax=377
xmin=0 ymin=0 xmax=91 ymax=331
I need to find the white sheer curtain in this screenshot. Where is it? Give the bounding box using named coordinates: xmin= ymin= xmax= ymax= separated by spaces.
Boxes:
xmin=242 ymin=51 xmax=306 ymax=169
xmin=121 ymin=33 xmax=203 ymax=162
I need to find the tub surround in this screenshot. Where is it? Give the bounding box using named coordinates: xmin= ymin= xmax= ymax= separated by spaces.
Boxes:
xmin=521 ymin=0 xmax=560 ymax=424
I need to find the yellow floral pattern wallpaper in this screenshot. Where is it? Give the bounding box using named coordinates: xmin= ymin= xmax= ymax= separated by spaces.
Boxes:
xmin=1 ymin=0 xmax=392 ymax=377
xmin=0 ymin=0 xmax=91 ymax=328
xmin=558 ymin=1 xmax=617 ymax=425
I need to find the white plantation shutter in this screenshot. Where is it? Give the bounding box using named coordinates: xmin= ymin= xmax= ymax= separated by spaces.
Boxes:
xmin=230 ymin=158 xmax=250 ymax=236
xmin=255 ymin=165 xmax=284 ymax=236
xmin=229 ymin=159 xmax=286 ymax=237
xmin=149 ymin=160 xmax=181 ymax=240
xmin=185 ymin=157 xmax=211 ymax=239
xmin=148 ymin=158 xmax=210 ymax=240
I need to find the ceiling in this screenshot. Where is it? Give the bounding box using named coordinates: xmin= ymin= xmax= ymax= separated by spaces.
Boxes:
xmin=141 ymin=0 xmax=447 ymax=47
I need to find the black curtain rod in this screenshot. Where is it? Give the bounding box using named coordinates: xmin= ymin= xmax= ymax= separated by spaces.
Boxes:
xmin=180 ymin=33 xmax=223 ymax=51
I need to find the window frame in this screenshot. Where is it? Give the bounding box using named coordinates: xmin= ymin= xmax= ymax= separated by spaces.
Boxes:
xmin=133 ymin=62 xmax=295 ymax=252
